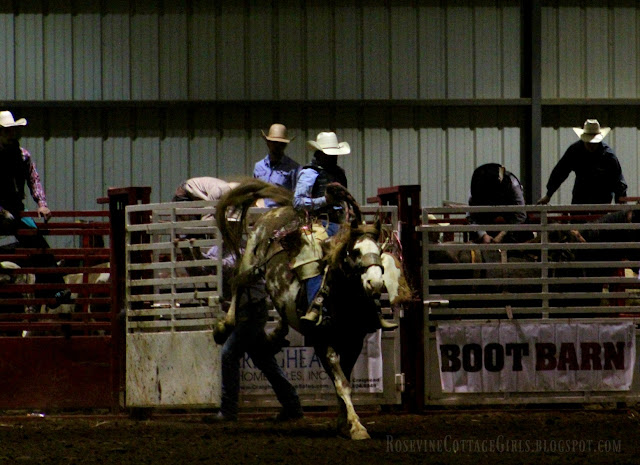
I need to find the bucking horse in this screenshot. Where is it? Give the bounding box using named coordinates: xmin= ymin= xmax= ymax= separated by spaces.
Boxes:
xmin=212 ymin=179 xmax=410 ymax=440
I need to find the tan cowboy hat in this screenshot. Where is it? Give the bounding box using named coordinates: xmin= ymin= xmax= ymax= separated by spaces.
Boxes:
xmin=573 ymin=119 xmax=610 ymax=143
xmin=261 ymin=123 xmax=291 ymax=143
xmin=307 ymin=131 xmax=351 ymax=155
xmin=0 ymin=111 xmax=27 ymax=128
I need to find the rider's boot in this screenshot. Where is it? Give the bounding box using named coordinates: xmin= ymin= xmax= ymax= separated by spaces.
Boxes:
xmin=300 ymin=293 xmax=329 ymax=330
xmin=370 ymin=299 xmax=398 ymax=331
xmin=377 ymin=313 xmax=398 ymax=331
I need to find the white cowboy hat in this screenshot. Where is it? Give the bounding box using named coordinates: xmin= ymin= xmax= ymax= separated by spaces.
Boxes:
xmin=307 ymin=131 xmax=351 ymax=155
xmin=573 ymin=119 xmax=610 ymax=143
xmin=261 ymin=123 xmax=291 ymax=143
xmin=0 ymin=111 xmax=27 ymax=128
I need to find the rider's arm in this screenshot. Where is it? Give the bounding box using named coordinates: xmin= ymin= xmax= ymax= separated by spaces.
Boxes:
xmin=544 ymin=143 xmax=576 ymax=201
xmin=23 ymin=148 xmax=48 ymax=210
xmin=293 ymin=168 xmax=323 ymax=211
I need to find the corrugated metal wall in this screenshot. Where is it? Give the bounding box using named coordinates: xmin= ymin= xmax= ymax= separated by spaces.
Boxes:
xmin=541 ymin=2 xmax=640 ymax=205
xmin=0 ymin=1 xmax=638 ymax=211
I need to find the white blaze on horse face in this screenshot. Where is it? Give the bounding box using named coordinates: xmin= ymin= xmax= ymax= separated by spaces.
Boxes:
xmin=354 ymin=237 xmax=384 ymax=297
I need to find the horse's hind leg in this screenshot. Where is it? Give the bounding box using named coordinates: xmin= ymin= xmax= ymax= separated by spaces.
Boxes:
xmin=324 ymin=346 xmax=370 ymax=440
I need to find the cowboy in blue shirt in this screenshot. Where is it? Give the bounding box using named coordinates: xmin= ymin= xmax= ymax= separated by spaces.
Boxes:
xmin=253 ymin=124 xmax=300 ymax=207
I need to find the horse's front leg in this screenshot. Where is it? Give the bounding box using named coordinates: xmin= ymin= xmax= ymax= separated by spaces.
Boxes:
xmin=325 ymin=346 xmax=370 ymax=440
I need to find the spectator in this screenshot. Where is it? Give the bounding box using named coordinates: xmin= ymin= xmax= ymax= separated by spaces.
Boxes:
xmin=0 ymin=110 xmax=70 ymax=307
xmin=253 ymin=123 xmax=300 ymax=207
xmin=172 ymin=176 xmax=238 ymax=223
xmin=173 ymin=176 xmax=236 ymax=203
xmin=537 ymin=119 xmax=627 ymax=205
xmin=467 ymin=163 xmax=531 ymax=244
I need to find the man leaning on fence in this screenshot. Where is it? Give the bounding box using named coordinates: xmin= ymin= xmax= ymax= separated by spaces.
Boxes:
xmin=0 ymin=110 xmax=70 ymax=308
xmin=467 ymin=163 xmax=532 ymax=244
xmin=537 ymin=119 xmax=627 ymax=206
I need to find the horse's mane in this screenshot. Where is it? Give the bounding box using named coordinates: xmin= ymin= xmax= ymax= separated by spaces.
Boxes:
xmin=216 ymin=178 xmax=294 ymax=257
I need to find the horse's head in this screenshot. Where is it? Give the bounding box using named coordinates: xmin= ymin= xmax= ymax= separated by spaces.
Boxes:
xmin=341 ymin=219 xmax=385 ymax=299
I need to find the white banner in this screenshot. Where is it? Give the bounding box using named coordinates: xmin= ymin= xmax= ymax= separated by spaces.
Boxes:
xmin=240 ymin=331 xmax=383 ymax=395
xmin=436 ymin=322 xmax=635 ymax=393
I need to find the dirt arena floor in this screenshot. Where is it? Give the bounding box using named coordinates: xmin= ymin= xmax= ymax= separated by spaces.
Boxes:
xmin=0 ymin=405 xmax=638 ymax=465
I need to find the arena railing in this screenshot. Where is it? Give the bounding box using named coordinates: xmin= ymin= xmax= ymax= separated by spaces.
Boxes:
xmin=420 ymin=203 xmax=640 ymax=406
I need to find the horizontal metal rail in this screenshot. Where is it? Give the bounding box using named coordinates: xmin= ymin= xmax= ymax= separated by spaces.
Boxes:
xmin=421 ymin=204 xmax=640 ymax=320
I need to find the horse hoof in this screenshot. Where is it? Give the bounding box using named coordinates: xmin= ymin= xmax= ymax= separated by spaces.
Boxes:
xmin=351 ymin=429 xmax=371 ymax=440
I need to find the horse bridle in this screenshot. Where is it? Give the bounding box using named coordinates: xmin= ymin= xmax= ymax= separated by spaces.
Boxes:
xmin=347 ymin=234 xmax=384 ymax=273
xmin=359 ymin=252 xmax=383 ymax=271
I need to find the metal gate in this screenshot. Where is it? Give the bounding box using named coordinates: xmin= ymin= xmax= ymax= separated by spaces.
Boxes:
xmin=421 ymin=204 xmax=640 ymax=405
xmin=0 ymin=209 xmax=115 ymax=410
xmin=124 ymin=201 xmax=225 ymax=408
xmin=124 ymin=203 xmax=403 ymax=409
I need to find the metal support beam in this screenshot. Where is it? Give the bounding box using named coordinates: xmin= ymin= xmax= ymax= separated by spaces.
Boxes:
xmin=521 ymin=0 xmax=542 ymax=203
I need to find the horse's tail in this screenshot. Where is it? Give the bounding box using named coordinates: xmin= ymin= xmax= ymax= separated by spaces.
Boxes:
xmin=216 ymin=179 xmax=294 ymax=257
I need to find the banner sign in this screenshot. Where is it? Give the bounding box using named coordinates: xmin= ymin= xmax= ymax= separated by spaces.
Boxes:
xmin=240 ymin=331 xmax=383 ymax=395
xmin=436 ymin=322 xmax=635 ymax=393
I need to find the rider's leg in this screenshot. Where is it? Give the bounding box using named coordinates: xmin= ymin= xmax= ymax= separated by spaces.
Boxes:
xmin=298 ymin=222 xmax=335 ymax=326
xmin=300 ymin=274 xmax=324 ymax=324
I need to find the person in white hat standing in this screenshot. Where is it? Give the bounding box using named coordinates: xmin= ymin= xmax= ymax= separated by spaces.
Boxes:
xmin=0 ymin=111 xmax=51 ymax=222
xmin=0 ymin=110 xmax=70 ymax=307
xmin=253 ymin=123 xmax=300 ymax=207
xmin=537 ymin=119 xmax=627 ymax=205
xmin=293 ymin=131 xmax=397 ymax=331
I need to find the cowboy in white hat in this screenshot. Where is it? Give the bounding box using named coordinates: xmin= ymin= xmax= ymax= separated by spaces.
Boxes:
xmin=0 ymin=110 xmax=71 ymax=308
xmin=295 ymin=131 xmax=351 ymax=234
xmin=253 ymin=123 xmax=300 ymax=207
xmin=537 ymin=119 xmax=627 ymax=205
xmin=293 ymin=131 xmax=397 ymax=331
xmin=0 ymin=111 xmax=50 ymax=222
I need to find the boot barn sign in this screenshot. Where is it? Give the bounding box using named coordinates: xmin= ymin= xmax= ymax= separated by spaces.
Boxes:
xmin=436 ymin=322 xmax=635 ymax=392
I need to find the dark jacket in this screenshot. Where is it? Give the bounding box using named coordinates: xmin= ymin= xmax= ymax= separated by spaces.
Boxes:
xmin=546 ymin=140 xmax=627 ymax=204
xmin=467 ymin=163 xmax=529 ymax=242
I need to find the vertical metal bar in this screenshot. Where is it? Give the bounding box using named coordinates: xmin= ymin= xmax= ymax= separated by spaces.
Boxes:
xmin=521 ymin=0 xmax=542 ymax=203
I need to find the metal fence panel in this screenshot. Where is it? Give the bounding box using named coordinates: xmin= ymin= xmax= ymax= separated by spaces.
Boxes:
xmin=421 ymin=203 xmax=640 ymax=405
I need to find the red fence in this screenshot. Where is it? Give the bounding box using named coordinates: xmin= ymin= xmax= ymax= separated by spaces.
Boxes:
xmin=0 ymin=187 xmax=150 ymax=411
